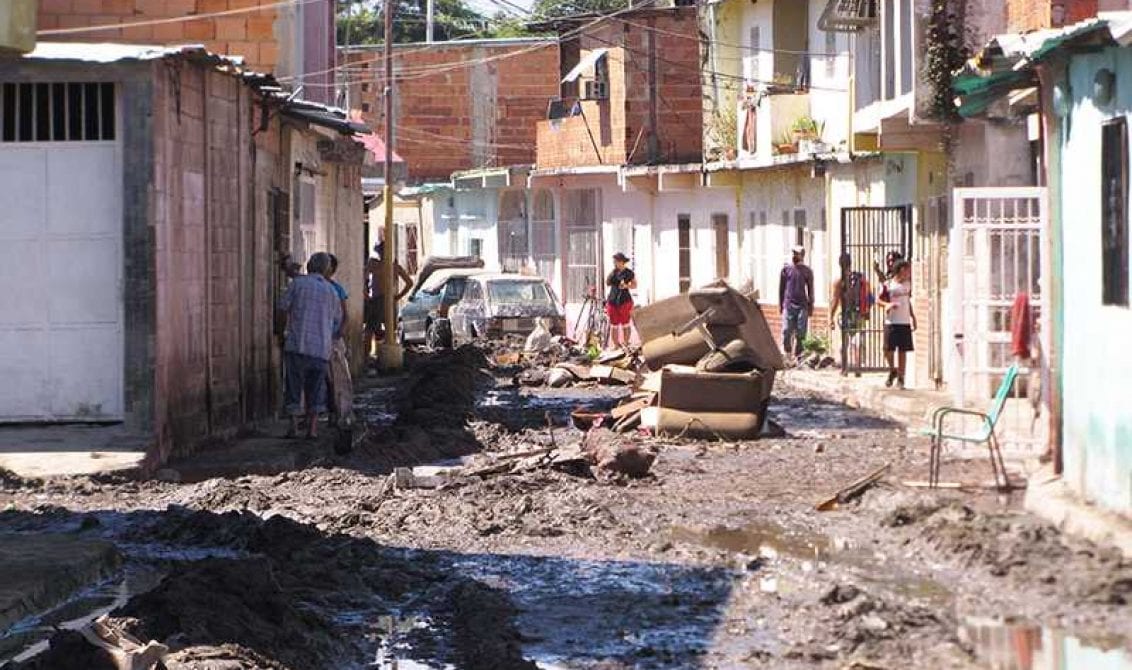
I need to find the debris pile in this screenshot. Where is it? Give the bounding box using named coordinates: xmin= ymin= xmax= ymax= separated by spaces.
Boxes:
xmin=586 ymin=282 xmax=786 ymax=441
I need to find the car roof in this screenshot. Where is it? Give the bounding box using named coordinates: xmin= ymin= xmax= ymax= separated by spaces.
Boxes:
xmin=473 ymin=273 xmax=551 ymax=284
xmin=418 ymin=268 xmax=490 ymax=293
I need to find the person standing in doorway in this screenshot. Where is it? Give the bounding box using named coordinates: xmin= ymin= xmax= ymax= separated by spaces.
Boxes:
xmin=324 ymin=254 xmax=353 ymax=430
xmin=779 ymin=246 xmax=814 ymax=364
xmin=605 ymin=252 xmax=636 ymax=350
xmin=278 ymin=252 xmax=341 ymax=439
xmin=878 ymin=259 xmax=917 ymax=389
xmin=830 ymin=253 xmax=873 ymax=371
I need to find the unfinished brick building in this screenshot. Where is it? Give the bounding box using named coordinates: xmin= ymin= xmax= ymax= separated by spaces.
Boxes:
xmin=340 ymin=38 xmax=560 ymax=181
xmin=535 ymin=5 xmax=704 ymax=170
xmin=36 ymin=0 xmax=336 ymax=102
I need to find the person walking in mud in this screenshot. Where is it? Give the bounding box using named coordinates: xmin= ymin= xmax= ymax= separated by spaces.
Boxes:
xmin=605 ymin=252 xmax=637 ymax=351
xmin=278 ymin=252 xmax=341 ymax=439
xmin=323 ymin=254 xmax=354 ymax=432
xmin=365 ymin=240 xmax=412 ymax=357
xmin=877 ymin=259 xmax=916 ymax=389
xmin=778 ymin=246 xmax=814 ymax=365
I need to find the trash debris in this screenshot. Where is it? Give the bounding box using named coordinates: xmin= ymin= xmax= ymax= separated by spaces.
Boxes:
xmin=79 ymin=615 xmax=169 ymax=670
xmin=582 ymin=428 xmax=657 ymax=479
xmin=628 ymin=282 xmax=784 ymax=439
xmin=524 ymin=318 xmax=553 ymax=353
xmin=816 ymin=463 xmax=892 ymax=511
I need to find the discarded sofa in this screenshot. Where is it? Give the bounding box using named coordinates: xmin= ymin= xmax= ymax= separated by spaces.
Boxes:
xmin=632 ymin=282 xmax=784 ymax=440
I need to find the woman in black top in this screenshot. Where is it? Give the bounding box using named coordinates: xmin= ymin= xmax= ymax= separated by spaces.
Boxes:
xmin=605 ymin=253 xmax=637 ymax=349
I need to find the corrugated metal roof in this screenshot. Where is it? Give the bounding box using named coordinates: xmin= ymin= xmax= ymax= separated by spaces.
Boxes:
xmin=23 ymin=42 xmax=369 ymax=137
xmin=24 ymin=42 xmax=243 ymax=65
xmin=955 ymin=12 xmax=1132 ymax=118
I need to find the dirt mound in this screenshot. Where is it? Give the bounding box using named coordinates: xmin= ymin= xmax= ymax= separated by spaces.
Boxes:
xmin=118 ymin=557 xmax=344 ymax=669
xmin=441 ymin=581 xmax=538 ymax=670
xmin=397 ymin=345 xmax=491 ymax=429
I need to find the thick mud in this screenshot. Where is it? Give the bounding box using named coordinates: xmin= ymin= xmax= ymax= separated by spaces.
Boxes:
xmin=1 ymin=348 xmax=1131 ymax=669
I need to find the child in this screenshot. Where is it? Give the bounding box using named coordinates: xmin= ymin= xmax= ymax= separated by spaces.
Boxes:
xmin=877 ymin=259 xmax=916 ymax=389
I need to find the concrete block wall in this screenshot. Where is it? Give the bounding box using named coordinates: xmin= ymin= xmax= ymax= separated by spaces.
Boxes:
xmin=151 ymin=56 xmax=365 ymax=461
xmin=342 ymin=40 xmax=560 ymax=181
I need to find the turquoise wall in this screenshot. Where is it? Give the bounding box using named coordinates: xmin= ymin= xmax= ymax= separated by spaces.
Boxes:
xmin=1058 ymin=46 xmax=1132 ymax=513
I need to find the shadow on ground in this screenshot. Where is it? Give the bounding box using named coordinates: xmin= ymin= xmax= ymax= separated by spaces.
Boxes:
xmin=0 ymin=505 xmax=733 ymax=669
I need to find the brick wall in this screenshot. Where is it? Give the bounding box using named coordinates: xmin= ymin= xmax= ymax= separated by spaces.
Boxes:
xmin=536 ymin=8 xmax=703 ymax=170
xmin=37 ymin=0 xmax=337 ymax=98
xmin=757 ymin=302 xmax=832 ymax=353
xmin=341 ymin=40 xmax=560 ymax=181
xmin=150 ymin=55 xmax=364 ymax=460
xmin=1005 ymin=0 xmax=1098 ymax=31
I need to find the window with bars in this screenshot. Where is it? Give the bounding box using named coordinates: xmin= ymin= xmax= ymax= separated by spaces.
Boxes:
xmin=530 ymin=190 xmax=556 ymax=286
xmin=0 ymin=82 xmax=116 ymax=143
xmin=1102 ymin=117 xmax=1129 ymax=307
xmin=678 ymin=214 xmax=692 ymax=294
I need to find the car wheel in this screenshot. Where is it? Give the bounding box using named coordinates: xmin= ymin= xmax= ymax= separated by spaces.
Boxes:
xmin=426 ymin=320 xmax=453 ymax=349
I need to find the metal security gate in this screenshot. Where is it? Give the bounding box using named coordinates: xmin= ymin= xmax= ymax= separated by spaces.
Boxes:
xmin=951 ymin=187 xmax=1048 ymax=454
xmin=839 ymin=206 xmax=913 ymax=374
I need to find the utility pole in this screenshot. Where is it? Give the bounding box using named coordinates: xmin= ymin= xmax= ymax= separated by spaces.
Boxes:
xmin=426 ymin=0 xmax=435 ymax=43
xmin=380 ymin=0 xmax=404 ymax=371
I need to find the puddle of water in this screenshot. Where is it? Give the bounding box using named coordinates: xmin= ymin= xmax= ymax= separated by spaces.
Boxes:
xmin=671 ymin=521 xmax=860 ymax=563
xmin=960 ymin=616 xmax=1132 ymax=670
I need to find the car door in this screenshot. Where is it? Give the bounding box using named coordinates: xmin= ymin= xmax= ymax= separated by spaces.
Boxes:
xmin=448 ymin=278 xmax=474 ymax=338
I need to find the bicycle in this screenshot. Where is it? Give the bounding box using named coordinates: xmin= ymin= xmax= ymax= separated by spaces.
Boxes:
xmin=573 ymin=285 xmax=610 ymax=353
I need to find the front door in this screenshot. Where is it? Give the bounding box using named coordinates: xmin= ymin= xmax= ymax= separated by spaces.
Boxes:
xmin=0 ymin=82 xmax=123 ymax=421
xmin=951 ymin=187 xmax=1048 ymax=454
xmin=839 ymin=205 xmax=913 ymax=374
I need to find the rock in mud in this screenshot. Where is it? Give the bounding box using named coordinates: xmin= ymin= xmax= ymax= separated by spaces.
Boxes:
xmin=582 ymin=429 xmax=657 ymax=479
xmin=441 ymin=581 xmax=537 ymax=670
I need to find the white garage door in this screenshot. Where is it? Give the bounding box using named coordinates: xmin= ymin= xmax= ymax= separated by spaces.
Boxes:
xmin=0 ymin=82 xmax=123 ymax=421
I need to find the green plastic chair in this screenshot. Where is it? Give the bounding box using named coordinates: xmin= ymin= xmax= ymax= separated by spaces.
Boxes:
xmin=921 ymin=363 xmax=1019 ymax=490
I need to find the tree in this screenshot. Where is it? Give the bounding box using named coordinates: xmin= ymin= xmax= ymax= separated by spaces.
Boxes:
xmin=530 ymin=0 xmax=627 ymax=20
xmin=337 ymin=0 xmax=498 ymax=45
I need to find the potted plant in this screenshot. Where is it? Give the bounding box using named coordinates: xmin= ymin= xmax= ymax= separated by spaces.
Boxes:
xmin=775 ymin=130 xmax=797 ymax=155
xmin=709 ymin=106 xmax=738 ymax=162
xmin=793 ymin=116 xmax=828 ymax=154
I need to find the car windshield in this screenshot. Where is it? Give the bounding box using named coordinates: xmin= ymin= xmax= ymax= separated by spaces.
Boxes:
xmin=486 ymin=280 xmax=553 ymax=305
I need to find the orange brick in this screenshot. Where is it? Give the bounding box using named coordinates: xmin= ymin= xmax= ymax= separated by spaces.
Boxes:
xmin=166 ymin=0 xmax=197 ymax=16
xmin=72 ymin=0 xmax=101 ymax=12
xmin=137 ymin=0 xmax=167 ymax=16
xmin=39 ymin=0 xmax=73 ymax=13
xmin=258 ymin=41 xmax=278 ymax=69
xmin=183 ymin=17 xmax=215 ymax=40
xmin=245 ymin=15 xmax=274 ymax=41
xmin=121 ymin=24 xmax=155 ymax=40
xmin=38 ymin=14 xmax=61 ymax=29
xmin=214 ymin=17 xmax=245 ymax=40
xmin=226 ymin=41 xmax=259 ymax=63
xmin=199 ymin=0 xmax=229 ymax=12
xmin=58 ymin=13 xmax=92 ymax=28
xmin=152 ymin=20 xmax=186 ymax=41
xmin=101 ymin=0 xmax=135 ymax=13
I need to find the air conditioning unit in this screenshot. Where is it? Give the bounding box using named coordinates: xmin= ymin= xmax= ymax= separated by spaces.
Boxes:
xmin=584 ymin=80 xmax=609 ymax=101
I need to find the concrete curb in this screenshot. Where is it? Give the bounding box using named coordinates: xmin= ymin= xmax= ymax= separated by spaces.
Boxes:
xmin=780 ymin=368 xmax=946 ymax=428
xmin=1024 ymin=469 xmax=1132 ymax=559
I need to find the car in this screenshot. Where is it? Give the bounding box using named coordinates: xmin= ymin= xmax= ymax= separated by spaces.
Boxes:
xmin=449 ymin=274 xmax=567 ymax=343
xmin=397 ymin=256 xmax=484 ymax=348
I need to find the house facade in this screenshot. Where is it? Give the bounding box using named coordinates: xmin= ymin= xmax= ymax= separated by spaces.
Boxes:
xmin=0 ymin=45 xmax=367 ymax=466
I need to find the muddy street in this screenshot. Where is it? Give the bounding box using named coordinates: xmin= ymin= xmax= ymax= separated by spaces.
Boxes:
xmin=2 ymin=348 xmax=1131 ymax=669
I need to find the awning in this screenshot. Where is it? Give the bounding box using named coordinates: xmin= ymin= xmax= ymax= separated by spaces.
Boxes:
xmin=562 ymin=48 xmax=608 ymax=84
xmin=953 ymin=11 xmax=1132 ymax=118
